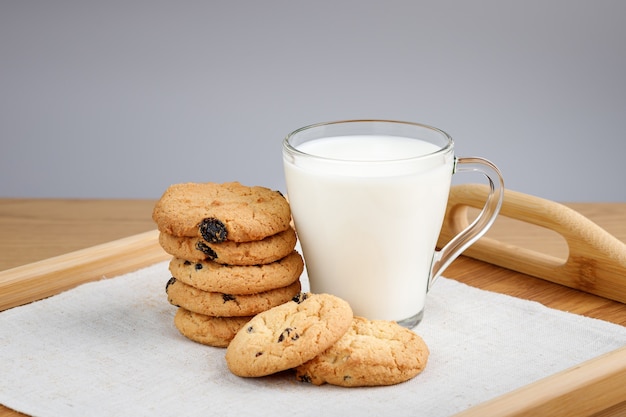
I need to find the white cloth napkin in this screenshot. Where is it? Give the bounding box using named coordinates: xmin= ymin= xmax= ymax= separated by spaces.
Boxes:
xmin=1 ymin=260 xmax=626 ymax=417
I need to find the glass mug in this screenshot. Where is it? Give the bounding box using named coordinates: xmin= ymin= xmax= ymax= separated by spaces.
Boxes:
xmin=282 ymin=119 xmax=504 ymax=328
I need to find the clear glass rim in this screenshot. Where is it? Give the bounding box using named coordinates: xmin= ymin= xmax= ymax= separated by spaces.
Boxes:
xmin=282 ymin=119 xmax=454 ymax=163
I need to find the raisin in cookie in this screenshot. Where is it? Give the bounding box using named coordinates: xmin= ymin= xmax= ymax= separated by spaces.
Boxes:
xmin=173 ymin=308 xmax=252 ymax=348
xmin=152 ymin=182 xmax=291 ymax=242
xmin=225 ymin=293 xmax=353 ymax=377
xmin=158 ymin=227 xmax=297 ymax=265
xmin=169 ymin=251 xmax=303 ymax=295
xmin=295 ymin=316 xmax=429 ymax=387
xmin=166 ymin=277 xmax=302 ymax=317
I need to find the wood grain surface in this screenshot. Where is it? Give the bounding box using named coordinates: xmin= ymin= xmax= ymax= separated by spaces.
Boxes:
xmin=1 ymin=196 xmax=625 ymax=417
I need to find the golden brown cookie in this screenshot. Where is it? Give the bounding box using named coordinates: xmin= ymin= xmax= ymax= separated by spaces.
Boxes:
xmin=152 ymin=182 xmax=291 ymax=242
xmin=158 ymin=227 xmax=297 ymax=265
xmin=166 ymin=277 xmax=302 ymax=317
xmin=169 ymin=251 xmax=304 ymax=295
xmin=295 ymin=316 xmax=429 ymax=387
xmin=225 ymin=293 xmax=353 ymax=377
xmin=173 ymin=308 xmax=252 ymax=348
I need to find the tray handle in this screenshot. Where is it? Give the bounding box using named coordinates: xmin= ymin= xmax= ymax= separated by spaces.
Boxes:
xmin=438 ymin=184 xmax=626 ymax=303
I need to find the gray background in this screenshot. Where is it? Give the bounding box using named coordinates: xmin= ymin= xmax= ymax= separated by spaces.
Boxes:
xmin=1 ymin=1 xmax=625 ymax=201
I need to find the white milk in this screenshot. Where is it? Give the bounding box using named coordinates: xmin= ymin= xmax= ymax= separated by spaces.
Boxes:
xmin=284 ymin=135 xmax=454 ymax=323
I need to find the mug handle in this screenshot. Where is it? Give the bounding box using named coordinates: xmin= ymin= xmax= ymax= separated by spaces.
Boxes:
xmin=428 ymin=157 xmax=504 ymax=290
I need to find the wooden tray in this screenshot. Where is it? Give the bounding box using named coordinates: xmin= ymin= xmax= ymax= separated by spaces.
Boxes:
xmin=2 ymin=187 xmax=626 ymax=416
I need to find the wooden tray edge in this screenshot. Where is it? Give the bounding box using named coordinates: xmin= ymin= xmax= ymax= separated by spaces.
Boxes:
xmin=454 ymin=345 xmax=626 ymax=416
xmin=1 ymin=230 xmax=625 ymax=417
xmin=0 ymin=229 xmax=170 ymax=311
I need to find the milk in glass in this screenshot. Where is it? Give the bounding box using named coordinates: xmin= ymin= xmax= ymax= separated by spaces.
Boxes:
xmin=284 ymin=135 xmax=454 ymax=323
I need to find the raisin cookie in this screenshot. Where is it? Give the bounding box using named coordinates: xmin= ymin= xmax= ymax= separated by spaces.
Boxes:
xmin=225 ymin=293 xmax=353 ymax=377
xmin=158 ymin=227 xmax=297 ymax=265
xmin=169 ymin=251 xmax=304 ymax=295
xmin=173 ymin=308 xmax=252 ymax=348
xmin=295 ymin=316 xmax=429 ymax=387
xmin=152 ymin=182 xmax=291 ymax=242
xmin=166 ymin=277 xmax=302 ymax=317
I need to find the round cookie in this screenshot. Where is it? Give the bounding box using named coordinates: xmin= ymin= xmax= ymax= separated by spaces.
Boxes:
xmin=166 ymin=277 xmax=302 ymax=317
xmin=225 ymin=293 xmax=353 ymax=377
xmin=169 ymin=251 xmax=304 ymax=295
xmin=159 ymin=227 xmax=297 ymax=265
xmin=295 ymin=316 xmax=429 ymax=387
xmin=173 ymin=308 xmax=252 ymax=348
xmin=152 ymin=182 xmax=291 ymax=242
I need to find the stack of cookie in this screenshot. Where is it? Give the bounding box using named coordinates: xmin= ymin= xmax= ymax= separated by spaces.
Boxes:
xmin=152 ymin=182 xmax=304 ymax=348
